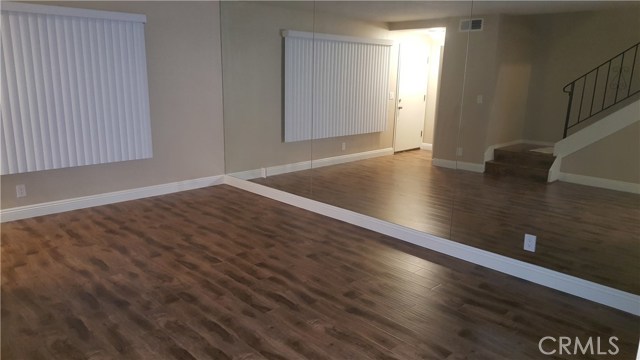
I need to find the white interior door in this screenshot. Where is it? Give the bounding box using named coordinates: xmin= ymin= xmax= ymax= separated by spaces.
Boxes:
xmin=394 ymin=40 xmax=429 ymax=152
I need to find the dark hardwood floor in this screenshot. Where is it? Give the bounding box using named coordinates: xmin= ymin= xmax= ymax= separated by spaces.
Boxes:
xmin=252 ymin=150 xmax=640 ymax=294
xmin=2 ymin=185 xmax=638 ymax=359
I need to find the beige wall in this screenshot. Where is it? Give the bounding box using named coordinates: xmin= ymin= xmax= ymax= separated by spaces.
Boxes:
xmin=484 ymin=15 xmax=534 ymax=147
xmin=561 ymin=122 xmax=640 ymax=183
xmin=456 ymin=14 xmax=502 ymax=163
xmin=524 ymin=6 xmax=640 ymax=142
xmin=222 ymin=2 xmax=396 ymax=174
xmin=423 ymin=35 xmax=443 ymax=145
xmin=1 ymin=1 xmax=225 ymax=209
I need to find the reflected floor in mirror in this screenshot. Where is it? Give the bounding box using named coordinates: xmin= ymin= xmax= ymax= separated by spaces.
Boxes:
xmin=252 ymin=150 xmax=640 ymax=294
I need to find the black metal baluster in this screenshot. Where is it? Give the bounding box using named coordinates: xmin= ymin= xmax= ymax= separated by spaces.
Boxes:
xmin=563 ymin=83 xmax=575 ymax=139
xmin=589 ymin=67 xmax=599 ymax=117
xmin=615 ymin=53 xmax=625 ymax=103
xmin=602 ymin=61 xmax=611 ymax=110
xmin=576 ymin=76 xmax=586 ymax=123
xmin=563 ymin=42 xmax=639 ymax=139
xmin=627 ymin=45 xmax=638 ymax=98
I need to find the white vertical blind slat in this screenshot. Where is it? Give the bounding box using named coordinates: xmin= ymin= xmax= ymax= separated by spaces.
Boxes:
xmin=34 ymin=15 xmax=54 ymax=168
xmin=136 ymin=23 xmax=151 ymax=157
xmin=284 ymin=32 xmax=390 ymax=142
xmin=25 ymin=14 xmax=45 ymax=170
xmin=59 ymin=17 xmax=76 ymax=167
xmin=2 ymin=17 xmax=17 ymax=174
xmin=0 ymin=8 xmax=152 ymax=175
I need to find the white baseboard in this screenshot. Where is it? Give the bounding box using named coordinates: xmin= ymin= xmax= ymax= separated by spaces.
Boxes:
xmin=559 ymin=172 xmax=640 ymax=194
xmin=229 ymin=148 xmax=394 ymax=180
xmin=229 ymin=168 xmax=265 ymax=181
xmin=432 ymin=158 xmax=485 ymax=173
xmin=0 ymin=175 xmax=225 ymax=223
xmin=225 ymin=175 xmax=640 ymax=316
xmin=314 ymin=147 xmax=394 ymax=167
xmin=420 ymin=143 xmax=433 ymax=151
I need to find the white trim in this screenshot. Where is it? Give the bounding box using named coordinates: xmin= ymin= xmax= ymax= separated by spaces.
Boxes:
xmin=0 ymin=175 xmax=225 ymax=223
xmin=548 ymin=158 xmax=562 ymax=183
xmin=229 ymin=148 xmax=394 ymax=180
xmin=550 ymin=100 xmax=639 ymax=184
xmin=313 ymin=148 xmax=394 ymax=168
xmin=281 ymin=30 xmax=394 ymax=46
xmin=432 ymin=158 xmax=484 ymax=173
xmin=554 ymin=100 xmax=639 ymax=158
xmin=1 ymin=2 xmax=147 ymax=23
xmin=228 ymin=169 xmax=265 ymax=181
xmin=420 ymin=143 xmax=433 ymax=151
xmin=432 ymin=158 xmax=456 ymax=169
xmin=224 ymin=176 xmax=640 ymax=316
xmin=559 ymin=172 xmax=640 ymax=194
xmin=265 ymin=161 xmax=310 ymax=177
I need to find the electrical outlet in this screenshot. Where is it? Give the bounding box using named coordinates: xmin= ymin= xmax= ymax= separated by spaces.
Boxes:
xmin=476 ymin=94 xmax=483 ymax=104
xmin=456 ymin=147 xmax=463 ymax=157
xmin=342 ymin=142 xmax=346 ymax=151
xmin=16 ymin=184 xmax=27 ymax=198
xmin=524 ymin=234 xmax=536 ymax=252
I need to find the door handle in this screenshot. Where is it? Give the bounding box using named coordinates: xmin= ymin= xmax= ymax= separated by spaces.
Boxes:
xmin=398 ymin=106 xmax=403 ymax=109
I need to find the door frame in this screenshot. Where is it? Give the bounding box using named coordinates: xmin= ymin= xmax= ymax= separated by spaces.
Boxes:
xmin=392 ymin=39 xmax=428 ymax=153
xmin=391 ymin=28 xmax=445 ymax=155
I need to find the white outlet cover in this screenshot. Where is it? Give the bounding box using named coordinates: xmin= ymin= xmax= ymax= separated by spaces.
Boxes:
xmin=16 ymin=184 xmax=27 ymax=198
xmin=524 ymin=234 xmax=536 ymax=252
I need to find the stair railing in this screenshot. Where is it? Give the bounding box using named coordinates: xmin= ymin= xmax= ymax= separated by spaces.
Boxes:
xmin=562 ymin=42 xmax=639 ymax=138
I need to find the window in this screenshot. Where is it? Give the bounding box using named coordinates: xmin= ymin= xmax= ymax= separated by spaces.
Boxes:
xmin=1 ymin=2 xmax=152 ymax=175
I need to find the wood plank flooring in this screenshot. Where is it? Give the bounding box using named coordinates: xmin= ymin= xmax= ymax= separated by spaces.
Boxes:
xmin=252 ymin=150 xmax=640 ymax=294
xmin=2 ymin=185 xmax=638 ymax=359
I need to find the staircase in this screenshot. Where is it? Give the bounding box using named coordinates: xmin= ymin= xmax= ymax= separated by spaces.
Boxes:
xmin=485 ymin=42 xmax=638 ymax=184
xmin=484 ymin=144 xmax=556 ymax=182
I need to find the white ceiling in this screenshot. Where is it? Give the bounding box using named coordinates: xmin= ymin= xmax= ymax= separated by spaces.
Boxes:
xmin=266 ymin=1 xmax=638 ymax=24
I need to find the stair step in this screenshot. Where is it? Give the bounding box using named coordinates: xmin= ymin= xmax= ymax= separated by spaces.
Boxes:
xmin=485 ymin=160 xmax=549 ymax=182
xmin=494 ymin=148 xmax=555 ymax=169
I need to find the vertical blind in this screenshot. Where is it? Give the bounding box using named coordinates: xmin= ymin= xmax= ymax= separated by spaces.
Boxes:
xmin=283 ymin=30 xmax=392 ymax=142
xmin=1 ymin=3 xmax=152 ymax=175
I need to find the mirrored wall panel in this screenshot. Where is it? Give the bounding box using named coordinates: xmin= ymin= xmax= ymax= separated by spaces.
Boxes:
xmin=245 ymin=1 xmax=474 ymax=242
xmin=222 ymin=1 xmax=315 ymax=192
xmin=452 ymin=1 xmax=640 ymax=293
xmin=222 ymin=1 xmax=640 ymax=295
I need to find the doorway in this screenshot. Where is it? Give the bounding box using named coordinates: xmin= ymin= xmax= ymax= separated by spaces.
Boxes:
xmin=392 ymin=28 xmax=445 ymax=153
